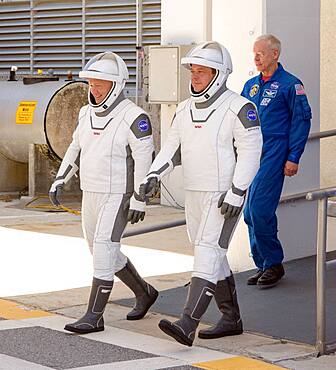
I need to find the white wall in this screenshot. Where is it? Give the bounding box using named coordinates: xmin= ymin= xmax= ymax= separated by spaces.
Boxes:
xmin=160 ymin=0 xmax=321 ymax=271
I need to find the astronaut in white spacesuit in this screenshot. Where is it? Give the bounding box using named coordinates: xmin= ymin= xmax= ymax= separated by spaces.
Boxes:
xmin=140 ymin=41 xmax=263 ymax=346
xmin=49 ymin=51 xmax=158 ymax=334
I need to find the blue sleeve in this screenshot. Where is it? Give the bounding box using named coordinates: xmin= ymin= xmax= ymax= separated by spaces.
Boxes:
xmin=286 ymin=84 xmax=312 ymax=164
xmin=241 ymin=83 xmax=249 ymax=98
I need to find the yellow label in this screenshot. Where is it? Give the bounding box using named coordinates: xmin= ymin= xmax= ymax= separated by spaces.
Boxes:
xmin=16 ymin=101 xmax=37 ymax=124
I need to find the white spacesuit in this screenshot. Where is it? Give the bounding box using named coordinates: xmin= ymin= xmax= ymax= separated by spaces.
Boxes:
xmin=49 ymin=51 xmax=158 ymax=334
xmin=141 ymin=41 xmax=262 ymax=346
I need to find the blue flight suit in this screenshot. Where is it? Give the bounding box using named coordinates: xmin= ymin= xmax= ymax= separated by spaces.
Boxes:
xmin=241 ymin=63 xmax=312 ymax=270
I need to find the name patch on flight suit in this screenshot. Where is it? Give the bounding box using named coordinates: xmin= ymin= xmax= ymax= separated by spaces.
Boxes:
xmin=249 ymin=84 xmax=259 ymax=97
xmin=260 ymin=97 xmax=271 ymax=106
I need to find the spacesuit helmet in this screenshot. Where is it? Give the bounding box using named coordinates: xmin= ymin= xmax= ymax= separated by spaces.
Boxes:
xmin=181 ymin=41 xmax=232 ymax=102
xmin=79 ymin=51 xmax=129 ymax=111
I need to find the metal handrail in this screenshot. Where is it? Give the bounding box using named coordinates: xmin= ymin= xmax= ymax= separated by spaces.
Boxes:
xmin=308 ymin=129 xmax=336 ymax=140
xmin=307 ymin=188 xmax=336 ymax=355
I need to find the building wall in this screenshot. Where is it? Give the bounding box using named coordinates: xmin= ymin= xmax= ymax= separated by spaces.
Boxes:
xmin=321 ymin=0 xmax=336 ymax=187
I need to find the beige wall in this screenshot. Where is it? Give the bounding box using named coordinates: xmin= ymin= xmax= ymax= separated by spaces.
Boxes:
xmin=321 ymin=0 xmax=336 ymax=187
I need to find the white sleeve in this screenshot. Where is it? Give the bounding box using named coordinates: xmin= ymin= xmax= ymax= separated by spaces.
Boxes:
xmin=55 ymin=125 xmax=80 ymax=184
xmin=128 ymin=113 xmax=155 ymax=201
xmin=146 ymin=112 xmax=181 ymax=181
xmin=225 ymin=102 xmax=262 ymax=205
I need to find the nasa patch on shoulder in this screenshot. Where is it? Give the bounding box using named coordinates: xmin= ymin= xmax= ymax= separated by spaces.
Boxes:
xmin=137 ymin=119 xmax=149 ymax=132
xmin=247 ymin=109 xmax=257 ymax=121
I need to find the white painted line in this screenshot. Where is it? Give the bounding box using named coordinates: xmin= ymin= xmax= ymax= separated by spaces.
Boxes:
xmin=0 ymin=226 xmax=193 ymax=297
xmin=20 ymin=316 xmax=234 ymax=364
xmin=0 ymin=354 xmax=53 ymax=370
xmin=0 ymin=319 xmax=33 ymax=331
xmin=71 ymin=357 xmax=188 ymax=370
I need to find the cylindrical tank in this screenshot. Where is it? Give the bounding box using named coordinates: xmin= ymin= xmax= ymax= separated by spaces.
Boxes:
xmin=0 ymin=79 xmax=88 ymax=162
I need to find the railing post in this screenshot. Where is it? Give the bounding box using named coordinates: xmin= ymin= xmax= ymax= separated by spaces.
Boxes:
xmin=316 ymin=196 xmax=328 ymax=355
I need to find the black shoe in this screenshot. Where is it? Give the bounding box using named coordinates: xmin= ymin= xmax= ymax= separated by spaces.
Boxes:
xmin=247 ymin=269 xmax=264 ymax=285
xmin=257 ymin=264 xmax=285 ymax=289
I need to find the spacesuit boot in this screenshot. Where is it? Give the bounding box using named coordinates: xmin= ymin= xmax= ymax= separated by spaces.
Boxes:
xmin=64 ymin=277 xmax=113 ymax=334
xmin=115 ymin=259 xmax=158 ymax=320
xmin=198 ymin=274 xmax=243 ymax=339
xmin=158 ymin=277 xmax=215 ymax=346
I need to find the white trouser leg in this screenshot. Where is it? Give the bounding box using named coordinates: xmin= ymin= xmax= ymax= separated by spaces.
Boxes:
xmin=185 ymin=190 xmax=239 ymax=284
xmin=82 ymin=192 xmax=128 ymax=280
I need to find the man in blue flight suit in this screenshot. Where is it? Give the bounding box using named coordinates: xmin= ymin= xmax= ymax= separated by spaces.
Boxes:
xmin=242 ymin=34 xmax=312 ymax=288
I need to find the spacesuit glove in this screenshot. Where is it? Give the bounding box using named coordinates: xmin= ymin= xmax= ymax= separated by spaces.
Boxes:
xmin=49 ymin=179 xmax=64 ymax=207
xmin=126 ymin=196 xmax=145 ymax=224
xmin=218 ymin=188 xmax=245 ymax=219
xmin=139 ymin=175 xmax=159 ymax=201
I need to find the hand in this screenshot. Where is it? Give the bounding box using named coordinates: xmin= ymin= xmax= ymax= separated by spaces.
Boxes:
xmin=218 ymin=193 xmax=241 ymax=219
xmin=284 ymin=160 xmax=298 ymax=177
xmin=124 ymin=196 xmax=145 ymax=224
xmin=49 ymin=180 xmax=64 ymax=207
xmin=139 ymin=176 xmax=159 ymax=201
xmin=218 ymin=189 xmax=245 ymax=219
xmin=127 ymin=209 xmax=145 ymax=224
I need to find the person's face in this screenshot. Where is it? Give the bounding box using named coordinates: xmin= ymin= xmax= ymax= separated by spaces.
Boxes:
xmin=88 ymin=78 xmax=113 ymax=104
xmin=253 ymin=39 xmax=279 ymax=75
xmin=190 ymin=64 xmax=216 ymax=93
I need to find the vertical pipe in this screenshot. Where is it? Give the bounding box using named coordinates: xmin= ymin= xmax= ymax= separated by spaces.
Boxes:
xmin=203 ymin=0 xmax=212 ymax=41
xmin=316 ymin=196 xmax=327 ymax=355
xmin=135 ymin=0 xmax=143 ymax=105
xmin=30 ymin=0 xmax=34 ymax=74
xmin=82 ymin=0 xmax=86 ymax=68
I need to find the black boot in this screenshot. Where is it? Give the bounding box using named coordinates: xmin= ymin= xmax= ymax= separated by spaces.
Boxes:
xmin=64 ymin=277 xmax=113 ymax=334
xmin=158 ymin=277 xmax=215 ymax=347
xmin=115 ymin=259 xmax=158 ymax=320
xmin=198 ymin=274 xmax=243 ymax=339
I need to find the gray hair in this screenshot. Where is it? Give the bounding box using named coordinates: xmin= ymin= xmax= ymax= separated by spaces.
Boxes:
xmin=255 ymin=34 xmax=281 ymax=55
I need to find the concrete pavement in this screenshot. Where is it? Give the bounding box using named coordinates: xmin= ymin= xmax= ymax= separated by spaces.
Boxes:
xmin=0 ymin=198 xmax=335 ymax=369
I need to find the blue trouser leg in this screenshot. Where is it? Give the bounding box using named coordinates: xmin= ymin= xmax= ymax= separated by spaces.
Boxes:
xmin=244 ymin=200 xmax=264 ymax=270
xmin=244 ymin=172 xmax=285 ymax=270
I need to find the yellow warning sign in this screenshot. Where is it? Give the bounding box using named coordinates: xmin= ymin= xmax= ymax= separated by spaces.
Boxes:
xmin=16 ymin=101 xmax=37 ymax=124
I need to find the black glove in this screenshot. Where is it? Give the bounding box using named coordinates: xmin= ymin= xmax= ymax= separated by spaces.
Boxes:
xmin=127 ymin=209 xmax=145 ymax=224
xmin=139 ymin=176 xmax=159 ymax=201
xmin=49 ymin=181 xmax=64 ymax=207
xmin=124 ymin=197 xmax=145 ymax=224
xmin=218 ymin=193 xmax=242 ymax=219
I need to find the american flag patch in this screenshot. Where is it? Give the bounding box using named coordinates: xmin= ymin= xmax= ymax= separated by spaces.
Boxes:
xmin=295 ymin=84 xmax=306 ymax=95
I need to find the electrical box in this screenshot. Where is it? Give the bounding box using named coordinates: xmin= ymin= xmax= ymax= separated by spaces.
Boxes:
xmin=148 ymin=45 xmax=193 ymax=104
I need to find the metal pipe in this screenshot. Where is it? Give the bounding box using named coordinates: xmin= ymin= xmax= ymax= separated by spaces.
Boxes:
xmin=308 ymin=129 xmax=336 ymax=140
xmin=82 ymin=0 xmax=86 ymax=68
xmin=316 ymin=196 xmax=328 ymax=355
xmin=30 ymin=0 xmax=34 ymax=74
xmin=123 ymin=219 xmax=186 ymax=238
xmin=135 ymin=0 xmax=143 ymax=105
